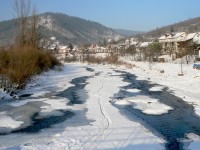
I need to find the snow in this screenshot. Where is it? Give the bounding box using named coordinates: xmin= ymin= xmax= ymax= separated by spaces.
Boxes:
xmin=186 ymin=133 xmax=200 ymax=150
xmin=173 ymin=32 xmax=186 ymax=38
xmin=0 ymin=63 xmax=164 ymax=150
xmin=149 ymin=86 xmax=164 ymax=92
xmin=158 ymin=35 xmax=166 ymax=40
xmin=115 ymin=96 xmax=173 ymax=115
xmin=82 ymin=68 xmax=164 ymax=149
xmin=0 ymin=89 xmax=12 ymax=100
xmin=1 ymin=60 xmax=200 ymax=149
xmin=0 ymin=112 xmax=24 ymax=129
xmin=184 ymin=33 xmax=197 ymax=41
xmin=126 ymin=88 xmax=141 ymax=93
xmin=138 ymin=42 xmax=149 ymax=47
xmin=193 ymin=33 xmax=200 ymax=44
xmin=124 ymin=61 xmax=200 ymax=117
xmin=158 ymin=55 xmax=172 ymax=62
xmin=158 ymin=32 xmax=187 ymax=42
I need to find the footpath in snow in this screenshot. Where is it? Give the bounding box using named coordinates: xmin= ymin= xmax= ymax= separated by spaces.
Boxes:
xmin=0 ymin=62 xmax=200 ymax=150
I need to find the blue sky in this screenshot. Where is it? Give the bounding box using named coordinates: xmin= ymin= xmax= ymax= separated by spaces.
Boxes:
xmin=0 ymin=0 xmax=200 ymax=31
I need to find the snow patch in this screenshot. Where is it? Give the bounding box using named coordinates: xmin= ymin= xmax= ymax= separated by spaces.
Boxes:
xmin=186 ymin=133 xmax=200 ymax=150
xmin=149 ymin=86 xmax=164 ymax=92
xmin=115 ymin=95 xmax=173 ymax=115
xmin=0 ymin=89 xmax=12 ymax=100
xmin=0 ymin=112 xmax=24 ymax=129
xmin=126 ymin=88 xmax=141 ymax=93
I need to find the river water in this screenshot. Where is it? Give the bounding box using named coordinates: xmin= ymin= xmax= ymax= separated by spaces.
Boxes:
xmin=0 ymin=74 xmax=91 ymax=135
xmin=1 ymin=67 xmax=199 ymax=150
xmin=113 ymin=70 xmax=200 ymax=150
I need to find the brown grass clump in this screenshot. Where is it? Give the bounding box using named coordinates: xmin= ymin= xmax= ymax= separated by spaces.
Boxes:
xmin=104 ymin=53 xmax=121 ymax=65
xmin=124 ymin=62 xmax=134 ymax=69
xmin=0 ymin=46 xmax=60 ymax=87
xmin=86 ymin=53 xmax=122 ymax=65
xmin=87 ymin=55 xmax=103 ymax=64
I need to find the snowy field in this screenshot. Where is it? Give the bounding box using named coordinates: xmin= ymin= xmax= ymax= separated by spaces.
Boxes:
xmin=0 ymin=62 xmax=200 ymax=150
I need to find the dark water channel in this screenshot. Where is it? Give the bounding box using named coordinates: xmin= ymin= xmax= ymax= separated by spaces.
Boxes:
xmin=57 ymin=76 xmax=90 ymax=105
xmin=0 ymin=69 xmax=93 ymax=135
xmin=113 ymin=70 xmax=200 ymax=150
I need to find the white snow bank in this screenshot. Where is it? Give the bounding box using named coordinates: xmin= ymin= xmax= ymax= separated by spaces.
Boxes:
xmin=149 ymin=86 xmax=164 ymax=92
xmin=120 ymin=60 xmax=200 ymax=117
xmin=0 ymin=89 xmax=12 ymax=100
xmin=186 ymin=133 xmax=200 ymax=150
xmin=115 ymin=95 xmax=173 ymax=115
xmin=0 ymin=112 xmax=24 ymax=129
xmin=126 ymin=88 xmax=141 ymax=93
xmin=0 ymin=64 xmax=165 ymax=150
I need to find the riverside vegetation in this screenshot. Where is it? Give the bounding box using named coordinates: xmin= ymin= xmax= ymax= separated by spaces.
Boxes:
xmin=0 ymin=0 xmax=60 ymax=88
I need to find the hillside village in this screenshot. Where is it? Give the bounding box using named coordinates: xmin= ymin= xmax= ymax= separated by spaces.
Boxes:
xmin=48 ymin=31 xmax=200 ymax=64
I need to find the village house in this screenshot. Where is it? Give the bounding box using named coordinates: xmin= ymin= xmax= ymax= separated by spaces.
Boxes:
xmin=58 ymin=46 xmax=70 ymax=54
xmin=135 ymin=42 xmax=153 ymax=61
xmin=88 ymin=45 xmax=106 ymax=54
xmin=158 ymin=32 xmax=187 ymax=58
xmin=159 ymin=32 xmax=200 ymax=59
xmin=193 ymin=33 xmax=200 ymax=58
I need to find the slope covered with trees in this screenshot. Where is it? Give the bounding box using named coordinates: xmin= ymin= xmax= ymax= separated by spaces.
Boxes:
xmin=0 ymin=12 xmax=123 ymax=45
xmin=144 ymin=17 xmax=200 ymax=38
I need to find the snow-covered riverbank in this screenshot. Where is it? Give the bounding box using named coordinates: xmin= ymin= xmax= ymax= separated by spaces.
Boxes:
xmin=121 ymin=61 xmax=200 ymax=149
xmin=0 ymin=62 xmax=200 ymax=150
xmin=128 ymin=61 xmax=200 ymax=117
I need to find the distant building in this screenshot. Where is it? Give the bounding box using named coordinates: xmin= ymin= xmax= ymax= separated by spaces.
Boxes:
xmin=158 ymin=32 xmax=200 ymax=58
xmin=158 ymin=32 xmax=187 ymax=55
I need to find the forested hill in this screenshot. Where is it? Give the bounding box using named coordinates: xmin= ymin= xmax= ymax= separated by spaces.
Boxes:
xmin=144 ymin=17 xmax=200 ymax=38
xmin=0 ymin=12 xmax=123 ymax=45
xmin=114 ymin=29 xmax=144 ymax=37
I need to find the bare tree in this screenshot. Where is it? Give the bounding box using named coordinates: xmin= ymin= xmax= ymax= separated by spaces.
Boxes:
xmin=13 ymin=0 xmax=40 ymax=48
xmin=30 ymin=6 xmax=40 ymax=49
xmin=125 ymin=45 xmax=136 ymax=60
xmin=13 ymin=0 xmax=30 ymax=46
xmin=147 ymin=41 xmax=162 ymax=69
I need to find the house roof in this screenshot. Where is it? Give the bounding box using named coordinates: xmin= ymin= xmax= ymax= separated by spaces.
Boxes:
xmin=158 ymin=35 xmax=167 ymax=40
xmin=193 ymin=33 xmax=200 ymax=44
xmin=158 ymin=32 xmax=186 ymax=42
xmin=173 ymin=32 xmax=185 ymax=38
xmin=131 ymin=41 xmax=138 ymax=45
xmin=60 ymin=46 xmax=68 ymax=50
xmin=184 ymin=33 xmax=197 ymax=41
xmin=138 ymin=42 xmax=149 ymax=47
xmin=158 ymin=32 xmax=200 ymax=44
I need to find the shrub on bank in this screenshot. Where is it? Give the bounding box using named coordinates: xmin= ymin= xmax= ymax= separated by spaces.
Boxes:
xmin=0 ymin=46 xmax=60 ymax=87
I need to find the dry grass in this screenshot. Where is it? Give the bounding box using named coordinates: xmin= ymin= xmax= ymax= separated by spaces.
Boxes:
xmin=87 ymin=55 xmax=103 ymax=64
xmin=0 ymin=46 xmax=60 ymax=87
xmin=86 ymin=53 xmax=123 ymax=65
xmin=86 ymin=53 xmax=135 ymax=70
xmin=124 ymin=62 xmax=134 ymax=69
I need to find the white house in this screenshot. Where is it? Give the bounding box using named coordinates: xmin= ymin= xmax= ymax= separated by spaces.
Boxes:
xmin=158 ymin=32 xmax=187 ymax=54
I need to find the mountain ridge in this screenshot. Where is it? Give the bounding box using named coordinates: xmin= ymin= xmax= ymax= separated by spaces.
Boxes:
xmin=0 ymin=12 xmax=124 ymax=45
xmin=115 ymin=29 xmax=144 ymax=37
xmin=144 ymin=16 xmax=200 ymax=38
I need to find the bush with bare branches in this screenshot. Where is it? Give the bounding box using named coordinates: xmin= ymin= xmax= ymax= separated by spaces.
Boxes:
xmin=0 ymin=46 xmax=60 ymax=87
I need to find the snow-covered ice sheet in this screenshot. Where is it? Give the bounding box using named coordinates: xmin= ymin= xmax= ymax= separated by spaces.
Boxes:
xmin=0 ymin=63 xmax=165 ymax=150
xmin=1 ymin=61 xmax=200 ymax=149
xmin=0 ymin=112 xmax=24 ymax=129
xmin=115 ymin=95 xmax=173 ymax=115
xmin=186 ymin=133 xmax=200 ymax=150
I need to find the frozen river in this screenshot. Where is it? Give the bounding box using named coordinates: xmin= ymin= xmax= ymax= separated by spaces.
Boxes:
xmin=0 ymin=64 xmax=199 ymax=150
xmin=112 ymin=70 xmax=200 ymax=150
